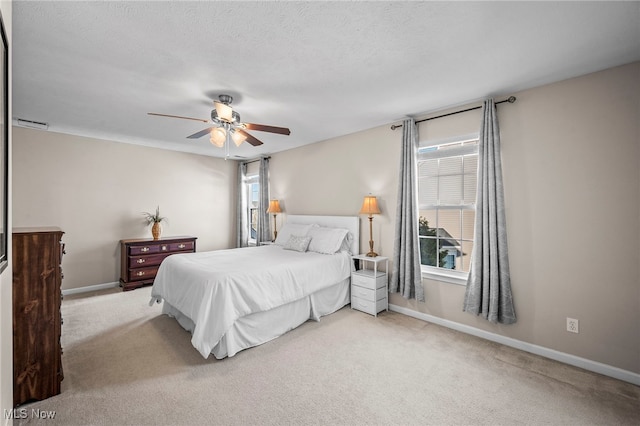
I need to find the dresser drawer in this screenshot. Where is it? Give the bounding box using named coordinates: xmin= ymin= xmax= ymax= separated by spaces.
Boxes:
xmin=129 ymin=253 xmax=170 ymax=269
xmin=170 ymin=241 xmax=195 ymax=251
xmin=127 ymin=266 xmax=160 ymax=282
xmin=351 ymin=271 xmax=387 ymax=290
xmin=153 ymin=241 xmax=195 ymax=253
xmin=129 ymin=244 xmax=161 ymax=255
xmin=351 ymin=284 xmax=387 ymax=302
xmin=351 ymin=296 xmax=386 ymax=316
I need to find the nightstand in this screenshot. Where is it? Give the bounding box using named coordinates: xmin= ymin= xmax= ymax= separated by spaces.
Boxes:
xmin=351 ymin=254 xmax=389 ymax=316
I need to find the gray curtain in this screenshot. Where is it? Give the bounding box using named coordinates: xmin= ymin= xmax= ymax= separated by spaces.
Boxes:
xmin=390 ymin=118 xmax=424 ymax=301
xmin=256 ymin=157 xmax=271 ymax=245
xmin=463 ymin=99 xmax=516 ymax=324
xmin=236 ymin=162 xmax=248 ymax=248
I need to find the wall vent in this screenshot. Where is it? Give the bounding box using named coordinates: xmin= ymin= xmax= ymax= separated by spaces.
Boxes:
xmin=16 ymin=118 xmax=49 ymax=130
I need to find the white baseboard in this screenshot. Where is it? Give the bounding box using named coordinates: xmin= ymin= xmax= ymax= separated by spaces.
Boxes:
xmin=389 ymin=304 xmax=640 ymax=387
xmin=62 ymin=281 xmax=120 ymax=296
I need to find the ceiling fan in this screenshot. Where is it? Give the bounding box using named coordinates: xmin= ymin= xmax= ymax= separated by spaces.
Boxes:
xmin=148 ymin=94 xmax=291 ymax=150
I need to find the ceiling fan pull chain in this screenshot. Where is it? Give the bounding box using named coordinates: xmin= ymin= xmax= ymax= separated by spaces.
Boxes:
xmin=225 ymin=128 xmax=230 ymax=160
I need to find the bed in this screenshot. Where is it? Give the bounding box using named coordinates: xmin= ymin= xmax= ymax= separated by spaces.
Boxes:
xmin=150 ymin=215 xmax=359 ymax=359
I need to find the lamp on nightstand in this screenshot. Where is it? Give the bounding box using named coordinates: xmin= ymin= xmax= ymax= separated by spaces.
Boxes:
xmin=359 ymin=195 xmax=381 ymax=257
xmin=266 ymin=200 xmax=282 ymax=241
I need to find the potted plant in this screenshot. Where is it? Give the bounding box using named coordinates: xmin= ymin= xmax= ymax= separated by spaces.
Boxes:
xmin=143 ymin=206 xmax=166 ymax=240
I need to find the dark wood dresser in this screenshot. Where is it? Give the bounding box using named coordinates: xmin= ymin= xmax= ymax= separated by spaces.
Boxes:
xmin=12 ymin=227 xmax=65 ymax=407
xmin=119 ymin=236 xmax=197 ymax=291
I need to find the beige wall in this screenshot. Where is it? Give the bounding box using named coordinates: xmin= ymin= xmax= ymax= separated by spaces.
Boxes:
xmin=12 ymin=128 xmax=237 ymax=290
xmin=270 ymin=62 xmax=640 ymax=374
xmin=269 ymin=124 xmax=400 ymax=250
xmin=0 ymin=1 xmax=10 ymax=423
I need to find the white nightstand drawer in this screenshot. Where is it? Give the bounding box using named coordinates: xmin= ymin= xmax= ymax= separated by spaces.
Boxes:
xmin=351 ymin=272 xmax=387 ymax=290
xmin=351 ymin=284 xmax=387 ymax=302
xmin=351 ymin=296 xmax=386 ymax=316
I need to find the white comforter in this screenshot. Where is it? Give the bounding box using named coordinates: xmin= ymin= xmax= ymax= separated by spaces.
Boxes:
xmin=150 ymin=244 xmax=352 ymax=358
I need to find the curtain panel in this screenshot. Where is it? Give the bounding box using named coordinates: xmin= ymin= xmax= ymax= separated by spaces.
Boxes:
xmin=463 ymin=99 xmax=516 ymax=324
xmin=390 ymin=118 xmax=424 ymax=301
xmin=236 ymin=162 xmax=248 ymax=248
xmin=256 ymin=157 xmax=271 ymax=245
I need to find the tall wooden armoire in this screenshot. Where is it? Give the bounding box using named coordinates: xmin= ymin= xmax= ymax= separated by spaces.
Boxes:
xmin=12 ymin=227 xmax=65 ymax=407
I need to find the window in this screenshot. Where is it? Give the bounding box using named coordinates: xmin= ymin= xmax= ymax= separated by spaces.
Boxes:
xmin=245 ymin=175 xmax=259 ymax=245
xmin=417 ymin=135 xmax=478 ymax=283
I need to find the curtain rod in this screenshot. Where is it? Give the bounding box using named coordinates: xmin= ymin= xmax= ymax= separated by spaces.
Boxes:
xmin=390 ymin=96 xmax=516 ymax=130
xmin=242 ymin=156 xmax=271 ymax=165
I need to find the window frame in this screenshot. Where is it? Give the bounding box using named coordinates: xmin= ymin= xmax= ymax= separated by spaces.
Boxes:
xmin=417 ymin=133 xmax=479 ymax=286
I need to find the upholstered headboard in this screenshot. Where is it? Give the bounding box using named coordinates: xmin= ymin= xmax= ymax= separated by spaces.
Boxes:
xmin=285 ymin=215 xmax=359 ymax=255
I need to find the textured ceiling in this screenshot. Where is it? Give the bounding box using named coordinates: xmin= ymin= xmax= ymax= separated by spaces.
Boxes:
xmin=12 ymin=1 xmax=640 ymax=159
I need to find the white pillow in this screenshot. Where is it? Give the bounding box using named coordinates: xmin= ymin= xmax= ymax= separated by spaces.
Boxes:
xmin=274 ymin=223 xmax=314 ymax=246
xmin=283 ymin=235 xmax=312 ymax=252
xmin=339 ymin=231 xmax=354 ymax=254
xmin=307 ymin=226 xmax=349 ymax=255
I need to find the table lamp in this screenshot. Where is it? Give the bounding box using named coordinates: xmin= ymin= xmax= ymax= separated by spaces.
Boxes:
xmin=266 ymin=200 xmax=282 ymax=241
xmin=359 ymin=195 xmax=381 ymax=257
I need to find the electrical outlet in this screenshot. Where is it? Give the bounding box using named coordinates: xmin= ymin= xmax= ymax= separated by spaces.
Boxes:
xmin=567 ymin=318 xmax=579 ymax=334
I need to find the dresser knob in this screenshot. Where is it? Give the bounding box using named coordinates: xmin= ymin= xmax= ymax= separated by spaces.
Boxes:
xmin=162 ymin=245 xmax=168 ymax=251
xmin=178 ymin=244 xmax=186 ymax=249
xmin=140 ymin=247 xmax=149 ymax=252
xmin=136 ymin=259 xmax=145 ymax=264
xmin=136 ymin=271 xmax=145 ymax=277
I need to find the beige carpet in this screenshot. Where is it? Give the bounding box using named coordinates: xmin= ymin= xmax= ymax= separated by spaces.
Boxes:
xmin=15 ymin=286 xmax=640 ymax=425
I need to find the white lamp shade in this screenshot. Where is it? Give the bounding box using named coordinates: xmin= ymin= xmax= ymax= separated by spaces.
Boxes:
xmin=214 ymin=101 xmax=234 ymax=122
xmin=209 ymin=127 xmax=226 ymax=147
xmin=231 ymin=130 xmax=247 ymax=147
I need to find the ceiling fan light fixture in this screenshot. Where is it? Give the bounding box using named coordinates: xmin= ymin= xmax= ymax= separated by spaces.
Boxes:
xmin=214 ymin=101 xmax=234 ymax=122
xmin=210 ymin=127 xmax=226 ymax=147
xmin=151 ymin=92 xmax=290 ymax=151
xmin=231 ymin=130 xmax=247 ymax=147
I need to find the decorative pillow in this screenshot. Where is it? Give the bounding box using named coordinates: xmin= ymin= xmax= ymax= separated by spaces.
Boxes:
xmin=307 ymin=226 xmax=350 ymax=255
xmin=274 ymin=223 xmax=314 ymax=246
xmin=283 ymin=235 xmax=312 ymax=252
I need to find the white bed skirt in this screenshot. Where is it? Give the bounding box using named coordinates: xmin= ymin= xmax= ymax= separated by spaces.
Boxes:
xmin=162 ymin=278 xmax=350 ymax=359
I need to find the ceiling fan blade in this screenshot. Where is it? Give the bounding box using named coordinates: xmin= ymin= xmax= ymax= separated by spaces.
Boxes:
xmin=148 ymin=112 xmax=209 ymax=123
xmin=237 ymin=129 xmax=263 ymax=146
xmin=243 ymin=122 xmax=291 ymax=135
xmin=187 ymin=127 xmax=216 ymax=139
